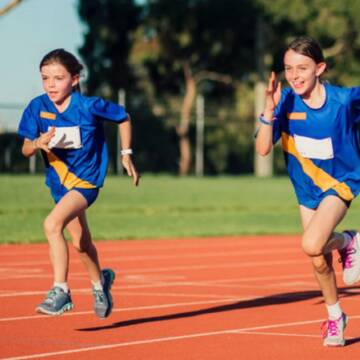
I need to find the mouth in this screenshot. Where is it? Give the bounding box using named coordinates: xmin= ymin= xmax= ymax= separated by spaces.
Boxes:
xmin=292 ymin=81 xmax=304 ymax=90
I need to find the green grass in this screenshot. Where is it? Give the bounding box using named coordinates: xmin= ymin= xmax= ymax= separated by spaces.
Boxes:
xmin=1 ymin=174 xmax=360 ymax=244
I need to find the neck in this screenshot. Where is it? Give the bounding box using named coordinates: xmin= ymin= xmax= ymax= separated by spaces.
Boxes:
xmin=302 ymin=81 xmax=325 ymax=109
xmin=54 ymin=93 xmax=72 ymax=113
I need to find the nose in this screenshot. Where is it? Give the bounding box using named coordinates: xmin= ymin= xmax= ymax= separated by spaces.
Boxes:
xmin=48 ymin=78 xmax=56 ymax=87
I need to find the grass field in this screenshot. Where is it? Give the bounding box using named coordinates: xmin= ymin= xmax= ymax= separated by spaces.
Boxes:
xmin=1 ymin=174 xmax=360 ymax=244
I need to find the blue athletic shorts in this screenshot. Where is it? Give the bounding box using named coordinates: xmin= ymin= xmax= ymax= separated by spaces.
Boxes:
xmin=296 ymin=187 xmax=351 ymax=210
xmin=50 ymin=184 xmax=99 ymax=207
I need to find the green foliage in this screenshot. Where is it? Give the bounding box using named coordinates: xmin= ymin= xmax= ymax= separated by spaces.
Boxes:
xmin=78 ymin=0 xmax=141 ymax=98
xmin=75 ymin=0 xmax=360 ymax=176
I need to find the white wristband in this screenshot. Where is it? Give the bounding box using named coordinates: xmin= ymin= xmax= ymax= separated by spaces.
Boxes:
xmin=121 ymin=148 xmax=133 ymax=156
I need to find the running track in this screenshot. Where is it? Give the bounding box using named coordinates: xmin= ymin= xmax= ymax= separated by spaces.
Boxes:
xmin=1 ymin=236 xmax=360 ymax=359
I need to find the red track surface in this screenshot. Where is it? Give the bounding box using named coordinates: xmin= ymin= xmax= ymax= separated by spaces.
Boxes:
xmin=0 ymin=235 xmax=360 ymax=359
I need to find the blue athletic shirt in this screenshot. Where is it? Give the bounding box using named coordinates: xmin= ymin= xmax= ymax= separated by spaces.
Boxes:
xmin=18 ymin=92 xmax=128 ymax=190
xmin=272 ymin=83 xmax=360 ymax=206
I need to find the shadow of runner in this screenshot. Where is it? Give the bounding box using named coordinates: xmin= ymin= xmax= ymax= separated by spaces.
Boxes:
xmin=77 ymin=286 xmax=360 ymax=332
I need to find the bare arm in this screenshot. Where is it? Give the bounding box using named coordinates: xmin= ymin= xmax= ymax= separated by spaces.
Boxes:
xmin=255 ymin=72 xmax=282 ymax=156
xmin=119 ymin=115 xmax=140 ymax=186
xmin=21 ymin=127 xmax=56 ymax=157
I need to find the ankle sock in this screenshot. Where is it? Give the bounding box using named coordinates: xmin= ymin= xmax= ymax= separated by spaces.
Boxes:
xmin=340 ymin=232 xmax=352 ymax=250
xmin=326 ymin=302 xmax=342 ymax=319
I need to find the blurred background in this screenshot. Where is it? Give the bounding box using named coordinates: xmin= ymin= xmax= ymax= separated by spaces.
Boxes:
xmin=1 ymin=0 xmax=360 ymax=243
xmin=2 ymin=0 xmax=360 ymax=177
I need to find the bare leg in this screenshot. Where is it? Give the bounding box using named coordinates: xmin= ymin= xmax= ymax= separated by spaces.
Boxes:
xmin=43 ymin=190 xmax=88 ymax=283
xmin=299 ymin=196 xmax=348 ymax=305
xmin=66 ymin=211 xmax=102 ymax=283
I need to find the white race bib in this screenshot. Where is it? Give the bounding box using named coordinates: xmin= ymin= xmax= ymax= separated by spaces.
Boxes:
xmin=294 ymin=134 xmax=333 ymax=160
xmin=48 ymin=126 xmax=82 ymax=149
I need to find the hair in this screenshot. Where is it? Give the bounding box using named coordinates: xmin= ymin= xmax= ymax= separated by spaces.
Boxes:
xmin=39 ymin=49 xmax=84 ymax=92
xmin=287 ymin=36 xmax=325 ymax=64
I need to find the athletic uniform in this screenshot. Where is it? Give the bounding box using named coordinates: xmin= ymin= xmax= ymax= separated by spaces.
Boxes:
xmin=272 ymin=83 xmax=360 ymax=208
xmin=18 ymin=92 xmax=128 ymax=206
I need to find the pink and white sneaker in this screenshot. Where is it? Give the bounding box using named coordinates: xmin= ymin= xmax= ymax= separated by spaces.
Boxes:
xmin=322 ymin=313 xmax=348 ymax=347
xmin=339 ymin=231 xmax=360 ymax=285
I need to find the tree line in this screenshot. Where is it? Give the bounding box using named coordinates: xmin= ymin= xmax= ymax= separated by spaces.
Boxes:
xmin=2 ymin=0 xmax=360 ymax=175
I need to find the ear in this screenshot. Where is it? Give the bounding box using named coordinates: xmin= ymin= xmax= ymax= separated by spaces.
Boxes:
xmin=72 ymin=74 xmax=80 ymax=87
xmin=315 ymin=62 xmax=327 ymax=77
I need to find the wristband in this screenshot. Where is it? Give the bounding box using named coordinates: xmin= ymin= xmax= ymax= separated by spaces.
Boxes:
xmin=259 ymin=113 xmax=275 ymax=125
xmin=121 ymin=148 xmax=133 ymax=156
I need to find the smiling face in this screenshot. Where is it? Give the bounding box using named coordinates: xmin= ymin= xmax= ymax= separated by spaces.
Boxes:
xmin=284 ymin=49 xmax=326 ymax=99
xmin=41 ymin=62 xmax=79 ymax=107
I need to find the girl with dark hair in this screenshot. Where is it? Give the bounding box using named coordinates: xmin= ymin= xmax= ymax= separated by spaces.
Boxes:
xmin=18 ymin=48 xmax=140 ymax=318
xmin=256 ymin=36 xmax=360 ymax=346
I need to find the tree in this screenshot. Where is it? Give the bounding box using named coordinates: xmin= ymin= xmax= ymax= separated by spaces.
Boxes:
xmin=77 ymin=0 xmax=141 ymax=98
xmin=144 ymin=0 xmax=259 ymax=175
xmin=0 ymin=0 xmax=23 ymax=17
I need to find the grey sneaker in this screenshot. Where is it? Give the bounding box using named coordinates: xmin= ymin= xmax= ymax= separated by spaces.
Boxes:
xmin=93 ymin=268 xmax=115 ymax=318
xmin=339 ymin=231 xmax=360 ymax=285
xmin=36 ymin=287 xmax=74 ymax=315
xmin=322 ymin=313 xmax=348 ymax=347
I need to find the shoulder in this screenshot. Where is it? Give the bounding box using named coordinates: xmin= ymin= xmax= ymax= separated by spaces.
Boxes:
xmin=325 ymin=83 xmax=353 ymax=105
xmin=277 ymin=86 xmax=295 ymax=111
xmin=280 ymin=86 xmax=296 ymax=103
xmin=25 ymin=94 xmax=47 ymax=109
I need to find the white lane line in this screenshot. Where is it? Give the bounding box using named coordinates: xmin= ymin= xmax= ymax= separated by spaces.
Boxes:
xmin=0 ymin=270 xmax=350 ymax=297
xmin=0 ymin=297 xmax=247 ymax=322
xmin=2 ymin=316 xmax=359 ymax=360
xmin=0 ymin=259 xmax=309 ymax=282
xmin=0 ymin=237 xmax=298 ymax=257
xmin=237 ymin=331 xmax=320 ymax=338
xmin=0 ymin=247 xmax=300 ymax=267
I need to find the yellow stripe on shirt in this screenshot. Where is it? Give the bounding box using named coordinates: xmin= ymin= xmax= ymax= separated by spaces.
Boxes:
xmin=46 ymin=152 xmax=96 ymax=189
xmin=40 ymin=111 xmax=56 ymax=120
xmin=287 ymin=112 xmax=307 ymax=120
xmin=281 ymin=132 xmax=354 ymax=201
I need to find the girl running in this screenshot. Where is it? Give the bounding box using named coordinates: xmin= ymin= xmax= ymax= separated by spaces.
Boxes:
xmin=255 ymin=36 xmax=360 ymax=346
xmin=18 ymin=49 xmax=140 ymax=318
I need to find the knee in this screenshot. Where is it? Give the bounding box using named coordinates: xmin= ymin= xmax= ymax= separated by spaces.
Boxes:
xmin=43 ymin=216 xmax=62 ymax=238
xmin=301 ymin=233 xmax=324 ymax=257
xmin=72 ymin=232 xmax=92 ymax=253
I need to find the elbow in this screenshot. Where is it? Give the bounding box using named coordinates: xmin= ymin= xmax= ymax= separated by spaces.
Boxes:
xmin=255 ymin=144 xmax=272 ymax=157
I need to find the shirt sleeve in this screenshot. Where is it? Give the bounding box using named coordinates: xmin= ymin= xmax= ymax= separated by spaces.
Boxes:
xmin=88 ymin=97 xmax=128 ymax=123
xmin=17 ymin=104 xmax=40 ymax=140
xmin=349 ymin=87 xmax=360 ymax=123
xmin=272 ymin=89 xmax=289 ymax=144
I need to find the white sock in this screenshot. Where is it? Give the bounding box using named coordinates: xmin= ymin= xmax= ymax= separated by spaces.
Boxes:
xmin=92 ymin=272 xmax=104 ymax=291
xmin=53 ymin=282 xmax=69 ymax=293
xmin=326 ymin=302 xmax=342 ymax=319
xmin=340 ymin=232 xmax=352 ymax=250
xmin=92 ymin=280 xmax=103 ymax=291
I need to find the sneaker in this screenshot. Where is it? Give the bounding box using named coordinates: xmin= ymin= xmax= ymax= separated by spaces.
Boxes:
xmin=36 ymin=287 xmax=74 ymax=315
xmin=321 ymin=313 xmax=348 ymax=347
xmin=339 ymin=231 xmax=360 ymax=285
xmin=93 ymin=268 xmax=116 ymax=318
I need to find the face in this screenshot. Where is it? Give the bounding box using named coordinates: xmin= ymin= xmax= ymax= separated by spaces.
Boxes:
xmin=284 ymin=49 xmax=326 ymax=98
xmin=41 ymin=63 xmax=79 ymax=105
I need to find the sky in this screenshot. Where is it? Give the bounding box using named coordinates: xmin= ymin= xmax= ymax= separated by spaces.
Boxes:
xmin=0 ymin=0 xmax=83 ymax=129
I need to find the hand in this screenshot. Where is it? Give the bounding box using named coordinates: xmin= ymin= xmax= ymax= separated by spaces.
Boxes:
xmin=34 ymin=127 xmax=56 ymax=153
xmin=264 ymin=71 xmax=281 ymax=115
xmin=122 ymin=155 xmax=140 ymax=186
